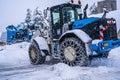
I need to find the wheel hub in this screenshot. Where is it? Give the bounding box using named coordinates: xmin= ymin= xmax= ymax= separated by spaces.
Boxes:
xmin=64 ymin=46 xmax=76 ymax=61
xmin=30 ymin=49 xmax=36 ymax=60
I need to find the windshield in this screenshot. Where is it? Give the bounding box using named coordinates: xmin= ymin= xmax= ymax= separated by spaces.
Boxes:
xmin=62 ymin=7 xmax=81 ymax=23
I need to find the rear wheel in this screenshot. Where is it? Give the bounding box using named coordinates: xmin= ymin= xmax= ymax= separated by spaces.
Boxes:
xmin=29 ymin=40 xmax=46 ymax=65
xmin=59 ymin=37 xmax=89 ymax=66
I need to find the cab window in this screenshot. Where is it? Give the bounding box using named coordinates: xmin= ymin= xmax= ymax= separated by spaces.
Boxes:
xmin=62 ymin=7 xmax=75 ymax=23
xmin=52 ymin=8 xmax=60 ymax=25
xmin=62 ymin=7 xmax=80 ymax=23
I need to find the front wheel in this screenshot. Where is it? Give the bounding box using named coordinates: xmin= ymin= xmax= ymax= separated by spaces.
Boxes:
xmin=29 ymin=40 xmax=46 ymax=65
xmin=59 ymin=37 xmax=89 ymax=66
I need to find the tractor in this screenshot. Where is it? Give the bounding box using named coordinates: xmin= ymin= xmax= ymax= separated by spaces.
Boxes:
xmin=28 ymin=0 xmax=120 ymax=66
xmin=6 ymin=8 xmax=44 ymax=44
xmin=6 ymin=22 xmax=33 ymax=44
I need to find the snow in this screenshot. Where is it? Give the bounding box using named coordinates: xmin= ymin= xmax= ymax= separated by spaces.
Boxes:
xmin=33 ymin=36 xmax=49 ymax=51
xmin=0 ymin=0 xmax=69 ymax=30
xmin=0 ymin=42 xmax=30 ymax=68
xmin=0 ymin=42 xmax=120 ymax=80
xmin=60 ymin=29 xmax=92 ymax=43
xmin=0 ymin=0 xmax=120 ymax=80
xmin=0 ymin=32 xmax=2 ymax=40
xmin=117 ymin=0 xmax=120 ymax=10
xmin=0 ymin=30 xmax=5 ymax=40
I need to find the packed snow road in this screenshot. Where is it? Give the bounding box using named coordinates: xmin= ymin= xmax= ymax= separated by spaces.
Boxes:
xmin=0 ymin=42 xmax=120 ymax=80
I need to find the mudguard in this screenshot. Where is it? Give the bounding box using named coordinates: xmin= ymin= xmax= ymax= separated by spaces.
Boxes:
xmin=59 ymin=29 xmax=93 ymax=56
xmin=32 ymin=36 xmax=49 ymax=55
xmin=59 ymin=29 xmax=92 ymax=43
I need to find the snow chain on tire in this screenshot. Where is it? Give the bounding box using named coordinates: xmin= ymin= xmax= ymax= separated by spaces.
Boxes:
xmin=29 ymin=40 xmax=46 ymax=65
xmin=59 ymin=37 xmax=89 ymax=66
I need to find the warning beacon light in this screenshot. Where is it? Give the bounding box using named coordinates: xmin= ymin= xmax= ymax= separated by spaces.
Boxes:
xmin=78 ymin=0 xmax=81 ymax=4
xmin=71 ymin=0 xmax=74 ymax=3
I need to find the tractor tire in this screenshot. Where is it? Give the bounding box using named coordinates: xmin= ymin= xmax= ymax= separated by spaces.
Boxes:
xmin=59 ymin=37 xmax=89 ymax=66
xmin=29 ymin=40 xmax=46 ymax=65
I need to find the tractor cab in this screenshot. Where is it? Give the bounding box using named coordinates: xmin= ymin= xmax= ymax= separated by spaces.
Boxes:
xmin=28 ymin=1 xmax=120 ymax=66
xmin=50 ymin=3 xmax=81 ymax=39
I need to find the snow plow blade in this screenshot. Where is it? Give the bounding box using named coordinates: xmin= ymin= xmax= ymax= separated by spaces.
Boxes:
xmin=91 ymin=39 xmax=120 ymax=54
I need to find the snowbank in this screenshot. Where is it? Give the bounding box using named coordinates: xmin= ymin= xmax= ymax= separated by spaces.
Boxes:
xmin=0 ymin=42 xmax=30 ymax=68
xmin=117 ymin=0 xmax=120 ymax=10
xmin=0 ymin=32 xmax=2 ymax=40
xmin=0 ymin=42 xmax=120 ymax=80
xmin=3 ymin=62 xmax=120 ymax=80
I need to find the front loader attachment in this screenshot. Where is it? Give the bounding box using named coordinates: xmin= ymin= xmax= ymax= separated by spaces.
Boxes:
xmin=91 ymin=39 xmax=120 ymax=55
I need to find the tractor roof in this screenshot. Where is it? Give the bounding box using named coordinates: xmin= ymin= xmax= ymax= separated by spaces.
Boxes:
xmin=50 ymin=3 xmax=81 ymax=10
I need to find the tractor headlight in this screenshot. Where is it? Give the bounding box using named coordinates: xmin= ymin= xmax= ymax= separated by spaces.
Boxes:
xmin=107 ymin=20 xmax=111 ymax=24
xmin=107 ymin=20 xmax=116 ymax=24
xmin=113 ymin=20 xmax=116 ymax=24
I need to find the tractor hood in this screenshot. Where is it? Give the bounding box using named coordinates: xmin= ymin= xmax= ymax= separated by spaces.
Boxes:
xmin=72 ymin=17 xmax=100 ymax=29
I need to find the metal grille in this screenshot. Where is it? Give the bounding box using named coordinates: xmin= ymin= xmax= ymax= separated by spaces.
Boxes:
xmin=104 ymin=25 xmax=117 ymax=40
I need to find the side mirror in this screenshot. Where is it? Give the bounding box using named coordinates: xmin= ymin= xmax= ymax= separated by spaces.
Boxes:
xmin=103 ymin=8 xmax=109 ymax=13
xmin=83 ymin=4 xmax=88 ymax=19
xmin=102 ymin=7 xmax=109 ymax=18
xmin=84 ymin=4 xmax=88 ymax=11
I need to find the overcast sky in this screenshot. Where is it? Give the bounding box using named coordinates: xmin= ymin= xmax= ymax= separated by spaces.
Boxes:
xmin=0 ymin=0 xmax=119 ymax=31
xmin=0 ymin=0 xmax=70 ymax=30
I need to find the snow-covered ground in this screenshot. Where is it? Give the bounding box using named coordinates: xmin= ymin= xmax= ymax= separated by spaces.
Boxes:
xmin=0 ymin=42 xmax=120 ymax=80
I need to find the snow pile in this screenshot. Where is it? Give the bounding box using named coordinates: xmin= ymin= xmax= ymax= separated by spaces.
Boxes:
xmin=107 ymin=47 xmax=120 ymax=68
xmin=0 ymin=29 xmax=3 ymax=39
xmin=50 ymin=63 xmax=80 ymax=80
xmin=0 ymin=32 xmax=1 ymax=36
xmin=117 ymin=0 xmax=120 ymax=10
xmin=1 ymin=63 xmax=120 ymax=80
xmin=106 ymin=10 xmax=120 ymax=31
xmin=61 ymin=30 xmax=92 ymax=43
xmin=90 ymin=47 xmax=120 ymax=68
xmin=0 ymin=42 xmax=30 ymax=68
xmin=0 ymin=42 xmax=120 ymax=80
xmin=49 ymin=63 xmax=120 ymax=80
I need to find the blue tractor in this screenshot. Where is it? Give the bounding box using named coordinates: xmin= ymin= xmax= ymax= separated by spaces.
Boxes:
xmin=28 ymin=2 xmax=120 ymax=66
